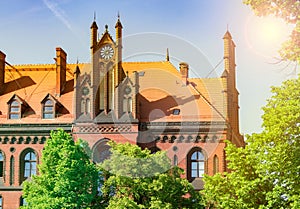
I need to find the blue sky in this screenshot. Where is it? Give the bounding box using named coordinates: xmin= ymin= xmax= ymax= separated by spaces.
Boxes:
xmin=0 ymin=0 xmax=296 ymax=135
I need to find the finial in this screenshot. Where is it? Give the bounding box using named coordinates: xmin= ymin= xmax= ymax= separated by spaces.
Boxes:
xmin=118 ymin=11 xmax=120 ymax=19
xmin=166 ymin=48 xmax=170 ymax=61
xmin=105 ymin=24 xmax=108 ymax=31
xmin=76 ymin=57 xmax=79 ymax=65
xmin=94 ymin=11 xmax=96 ymax=21
xmin=227 ymin=24 xmax=229 ymax=31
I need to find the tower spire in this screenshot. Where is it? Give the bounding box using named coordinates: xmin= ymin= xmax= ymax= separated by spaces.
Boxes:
xmin=166 ymin=48 xmax=170 ymax=61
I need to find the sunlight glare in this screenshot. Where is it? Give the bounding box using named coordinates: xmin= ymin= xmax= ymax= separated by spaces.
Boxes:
xmin=244 ymin=14 xmax=292 ymax=59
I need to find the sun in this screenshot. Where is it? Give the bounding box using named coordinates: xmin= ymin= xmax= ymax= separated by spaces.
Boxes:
xmin=244 ymin=14 xmax=292 ymax=58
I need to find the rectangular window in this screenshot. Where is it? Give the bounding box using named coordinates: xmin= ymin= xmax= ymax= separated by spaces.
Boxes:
xmin=9 ymin=113 xmax=20 ymax=119
xmin=0 ymin=196 xmax=2 ymax=209
xmin=0 ymin=162 xmax=3 ymax=177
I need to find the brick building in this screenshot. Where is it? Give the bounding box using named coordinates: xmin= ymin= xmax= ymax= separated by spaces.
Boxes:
xmin=0 ymin=17 xmax=244 ymax=208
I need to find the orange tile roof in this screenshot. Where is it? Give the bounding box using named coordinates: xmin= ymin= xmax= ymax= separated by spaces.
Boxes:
xmin=0 ymin=63 xmax=85 ymax=124
xmin=123 ymin=61 xmax=227 ymax=123
xmin=0 ymin=60 xmax=227 ymax=124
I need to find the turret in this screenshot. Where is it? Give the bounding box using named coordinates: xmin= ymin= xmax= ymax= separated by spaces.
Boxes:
xmin=90 ymin=20 xmax=98 ymax=53
xmin=115 ymin=14 xmax=124 ymax=87
xmin=222 ymin=30 xmax=240 ymax=142
xmin=223 ymin=30 xmax=236 ymax=88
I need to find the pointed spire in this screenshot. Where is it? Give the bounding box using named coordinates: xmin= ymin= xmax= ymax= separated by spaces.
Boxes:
xmin=115 ymin=12 xmax=123 ymax=29
xmin=90 ymin=12 xmax=98 ymax=29
xmin=166 ymin=48 xmax=170 ymax=61
xmin=223 ymin=29 xmax=232 ymax=39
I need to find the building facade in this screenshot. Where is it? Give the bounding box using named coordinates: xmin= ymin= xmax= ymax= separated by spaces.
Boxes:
xmin=0 ymin=17 xmax=244 ymax=208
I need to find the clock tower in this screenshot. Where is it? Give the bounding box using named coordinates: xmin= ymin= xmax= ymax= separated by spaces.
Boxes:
xmin=87 ymin=16 xmax=126 ymax=120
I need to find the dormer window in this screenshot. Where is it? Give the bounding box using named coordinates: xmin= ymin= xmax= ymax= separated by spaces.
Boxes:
xmin=9 ymin=100 xmax=21 ymax=119
xmin=173 ymin=109 xmax=180 ymax=115
xmin=43 ymin=99 xmax=54 ymax=119
xmin=7 ymin=94 xmax=27 ymax=120
xmin=41 ymin=94 xmax=61 ymax=119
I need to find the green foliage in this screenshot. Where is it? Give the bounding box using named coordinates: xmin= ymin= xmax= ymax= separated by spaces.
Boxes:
xmin=243 ymin=0 xmax=300 ymax=63
xmin=99 ymin=141 xmax=204 ymax=209
xmin=202 ymin=76 xmax=300 ymax=208
xmin=20 ymin=129 xmax=99 ymax=209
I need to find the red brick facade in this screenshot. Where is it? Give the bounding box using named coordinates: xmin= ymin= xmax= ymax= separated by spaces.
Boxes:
xmin=0 ymin=17 xmax=244 ymax=208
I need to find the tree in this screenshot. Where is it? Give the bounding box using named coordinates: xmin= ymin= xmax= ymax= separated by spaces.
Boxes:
xmin=98 ymin=141 xmax=204 ymax=209
xmin=21 ymin=129 xmax=99 ymax=209
xmin=202 ymin=76 xmax=300 ymax=208
xmin=243 ymin=0 xmax=300 ymax=63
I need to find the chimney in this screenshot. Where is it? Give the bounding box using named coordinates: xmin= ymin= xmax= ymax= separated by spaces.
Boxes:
xmin=179 ymin=62 xmax=189 ymax=85
xmin=0 ymin=51 xmax=6 ymax=94
xmin=56 ymin=47 xmax=67 ymax=96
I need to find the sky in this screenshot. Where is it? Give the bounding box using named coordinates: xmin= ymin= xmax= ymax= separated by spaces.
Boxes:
xmin=0 ymin=0 xmax=296 ymax=135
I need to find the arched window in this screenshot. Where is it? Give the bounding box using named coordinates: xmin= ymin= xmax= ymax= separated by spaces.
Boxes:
xmin=108 ymin=68 xmax=113 ymax=110
xmin=0 ymin=152 xmax=4 ymax=178
xmin=92 ymin=139 xmax=111 ymax=164
xmin=187 ymin=148 xmax=206 ymax=181
xmin=10 ymin=156 xmax=14 ymax=185
xmin=9 ymin=100 xmax=21 ymax=119
xmin=20 ymin=196 xmax=27 ymax=206
xmin=20 ymin=150 xmax=37 ymax=183
xmin=128 ymin=97 xmax=132 ymax=113
xmin=123 ymin=97 xmax=132 ymax=114
xmin=213 ymin=155 xmax=219 ymax=174
xmin=173 ymin=155 xmax=178 ymax=166
xmin=43 ymin=99 xmax=54 ymax=119
xmin=86 ymin=98 xmax=91 ymax=114
xmin=81 ymin=99 xmax=85 ymax=114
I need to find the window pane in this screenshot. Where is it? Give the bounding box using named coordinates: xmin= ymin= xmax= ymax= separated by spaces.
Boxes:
xmin=43 ymin=113 xmax=54 ymax=119
xmin=25 ymin=162 xmax=30 ymax=170
xmin=32 ymin=162 xmax=36 ymax=169
xmin=199 ymin=169 xmax=205 ymax=177
xmin=191 ymin=170 xmax=198 ymax=177
xmin=11 ymin=100 xmax=19 ymax=106
xmin=198 ymin=152 xmax=204 ymax=160
xmin=45 ymin=99 xmax=53 ymax=105
xmin=43 ymin=106 xmax=53 ymax=112
xmin=0 ymin=162 xmax=3 ymax=177
xmin=191 ymin=152 xmax=198 ymax=160
xmin=10 ymin=107 xmax=20 ymax=112
xmin=198 ymin=162 xmax=204 ymax=169
xmin=24 ymin=169 xmax=30 ymax=177
xmin=31 ymin=153 xmax=36 ymax=161
xmin=0 ymin=153 xmax=3 ymax=161
xmin=25 ymin=153 xmax=30 ymax=160
xmin=10 ymin=113 xmax=20 ymax=119
xmin=173 ymin=155 xmax=178 ymax=166
xmin=192 ymin=162 xmax=198 ymax=169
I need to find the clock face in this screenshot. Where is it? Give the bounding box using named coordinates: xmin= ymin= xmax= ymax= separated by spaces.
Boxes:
xmin=100 ymin=45 xmax=114 ymax=60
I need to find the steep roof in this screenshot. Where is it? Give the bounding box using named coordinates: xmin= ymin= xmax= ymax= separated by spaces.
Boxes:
xmin=0 ymin=63 xmax=84 ymax=124
xmin=0 ymin=60 xmax=227 ymax=125
xmin=123 ymin=61 xmax=227 ymax=123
